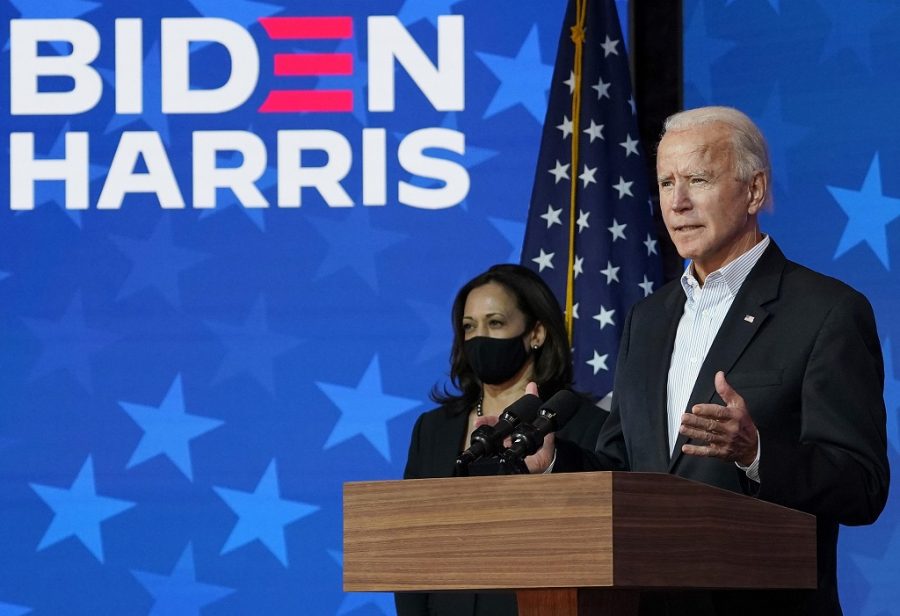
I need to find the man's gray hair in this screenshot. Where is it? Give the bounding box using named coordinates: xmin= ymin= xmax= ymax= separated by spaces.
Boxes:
xmin=662 ymin=106 xmax=772 ymax=207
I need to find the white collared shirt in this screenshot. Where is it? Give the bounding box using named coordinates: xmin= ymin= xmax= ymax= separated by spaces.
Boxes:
xmin=666 ymin=236 xmax=770 ymax=466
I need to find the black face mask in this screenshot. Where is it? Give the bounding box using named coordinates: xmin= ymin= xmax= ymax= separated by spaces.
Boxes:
xmin=464 ymin=334 xmax=530 ymax=385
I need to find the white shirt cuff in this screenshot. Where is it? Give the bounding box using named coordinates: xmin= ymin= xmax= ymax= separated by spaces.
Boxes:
xmin=542 ymin=448 xmax=558 ymax=474
xmin=735 ymin=431 xmax=761 ymax=483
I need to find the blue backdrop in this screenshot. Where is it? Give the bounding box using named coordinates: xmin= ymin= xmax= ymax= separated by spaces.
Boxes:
xmin=0 ymin=0 xmax=896 ymax=615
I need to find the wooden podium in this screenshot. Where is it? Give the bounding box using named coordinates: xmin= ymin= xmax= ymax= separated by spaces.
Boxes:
xmin=343 ymin=472 xmax=816 ymax=615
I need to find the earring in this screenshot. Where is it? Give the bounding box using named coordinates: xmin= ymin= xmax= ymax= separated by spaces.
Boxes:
xmin=532 ymin=344 xmax=540 ymax=350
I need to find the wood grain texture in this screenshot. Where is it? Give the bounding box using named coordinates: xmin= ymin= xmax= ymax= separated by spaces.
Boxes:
xmin=343 ymin=472 xmax=816 ymax=594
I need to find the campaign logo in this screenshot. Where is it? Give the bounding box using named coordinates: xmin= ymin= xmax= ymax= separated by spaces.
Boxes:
xmin=7 ymin=15 xmax=469 ymax=211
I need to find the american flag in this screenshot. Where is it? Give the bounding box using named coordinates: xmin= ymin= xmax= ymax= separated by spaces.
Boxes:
xmin=521 ymin=0 xmax=663 ymax=402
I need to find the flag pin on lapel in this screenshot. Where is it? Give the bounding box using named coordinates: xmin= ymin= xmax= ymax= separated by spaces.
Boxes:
xmin=744 ymin=315 xmax=755 ymax=323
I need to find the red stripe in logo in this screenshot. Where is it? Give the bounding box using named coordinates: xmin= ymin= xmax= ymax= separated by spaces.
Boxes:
xmin=259 ymin=90 xmax=354 ymax=113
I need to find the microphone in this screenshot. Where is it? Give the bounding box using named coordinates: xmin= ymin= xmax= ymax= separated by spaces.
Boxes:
xmin=500 ymin=390 xmax=580 ymax=464
xmin=455 ymin=394 xmax=542 ymax=468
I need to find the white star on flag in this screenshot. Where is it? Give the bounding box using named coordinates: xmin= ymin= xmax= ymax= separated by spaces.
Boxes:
xmin=608 ymin=219 xmax=627 ymax=241
xmin=587 ymin=350 xmax=609 ymax=374
xmin=613 ymin=176 xmax=634 ymax=199
xmin=541 ymin=205 xmax=563 ymax=228
xmin=620 ymin=134 xmax=639 ymax=157
xmin=592 ymin=76 xmax=611 ymax=99
xmin=580 ymin=165 xmax=598 ymax=187
xmin=557 ymin=116 xmax=573 ymax=139
xmin=574 ymin=256 xmax=584 ymax=278
xmin=644 ymin=233 xmax=658 ymax=255
xmin=532 ymin=249 xmax=555 ymax=271
xmin=576 ymin=210 xmax=591 ymax=233
xmin=583 ymin=119 xmax=604 ymax=142
xmin=639 ymin=275 xmax=655 ymax=296
xmin=600 ymin=260 xmax=620 ymax=284
xmin=601 ymin=35 xmax=620 ymax=57
xmin=549 ymin=160 xmax=570 ymax=183
xmin=592 ymin=305 xmax=616 ymax=329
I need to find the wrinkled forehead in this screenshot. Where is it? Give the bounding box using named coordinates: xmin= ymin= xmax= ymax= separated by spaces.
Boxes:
xmin=657 ymin=125 xmax=735 ymax=175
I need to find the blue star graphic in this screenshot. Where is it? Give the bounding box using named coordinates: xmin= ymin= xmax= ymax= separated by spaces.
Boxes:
xmin=111 ymin=215 xmax=208 ymax=306
xmin=849 ymin=524 xmax=900 ymax=616
xmin=397 ymin=0 xmax=460 ymax=28
xmin=818 ymin=2 xmax=893 ymax=72
xmin=308 ymin=210 xmax=405 ymax=292
xmin=132 ymin=543 xmax=234 ymax=615
xmin=119 ymin=374 xmax=224 ymax=481
xmin=883 ymin=338 xmax=900 ymax=455
xmin=827 ymin=153 xmax=900 ymax=268
xmin=196 ymin=147 xmax=274 ymax=231
xmin=408 ymin=299 xmax=452 ymax=364
xmin=104 ymin=42 xmax=172 ymax=144
xmin=5 ymin=0 xmax=99 ymax=50
xmin=476 ymin=25 xmax=554 ymax=123
xmin=0 ymin=602 xmax=30 ymax=616
xmin=14 ymin=122 xmax=107 ymax=227
xmin=488 ymin=216 xmax=526 ymax=262
xmin=213 ymin=460 xmax=318 ymax=566
xmin=683 ymin=0 xmax=736 ymax=106
xmin=317 ymin=355 xmax=421 ymax=462
xmin=327 ymin=550 xmax=395 ymax=616
xmin=206 ymin=297 xmax=301 ymax=394
xmin=30 ymin=456 xmax=135 ymax=563
xmin=24 ymin=291 xmax=116 ymax=392
xmin=187 ymin=0 xmax=282 ymax=25
xmin=752 ymin=87 xmax=807 ymax=194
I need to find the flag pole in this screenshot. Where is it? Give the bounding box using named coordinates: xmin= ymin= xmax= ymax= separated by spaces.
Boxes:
xmin=565 ymin=0 xmax=588 ymax=344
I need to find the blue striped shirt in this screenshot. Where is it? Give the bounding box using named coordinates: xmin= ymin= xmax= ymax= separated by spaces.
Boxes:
xmin=666 ymin=236 xmax=770 ymax=456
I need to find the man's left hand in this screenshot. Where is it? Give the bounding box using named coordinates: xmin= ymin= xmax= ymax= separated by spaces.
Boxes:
xmin=679 ymin=371 xmax=758 ymax=466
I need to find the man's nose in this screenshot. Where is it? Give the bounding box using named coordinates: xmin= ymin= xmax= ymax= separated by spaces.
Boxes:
xmin=670 ymin=183 xmax=692 ymax=211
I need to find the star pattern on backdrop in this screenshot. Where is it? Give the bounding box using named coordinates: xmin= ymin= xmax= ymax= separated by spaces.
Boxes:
xmin=119 ymin=374 xmax=225 ymax=481
xmin=4 ymin=0 xmax=99 ymax=50
xmin=213 ymin=460 xmax=318 ymax=567
xmin=24 ymin=292 xmax=117 ymax=392
xmin=817 ymin=1 xmax=893 ymax=71
xmin=327 ymin=550 xmax=395 ymax=616
xmin=316 ymin=355 xmax=421 ymax=462
xmin=827 ymin=153 xmax=900 ymax=268
xmin=206 ymin=297 xmax=301 ymax=394
xmin=187 ymin=0 xmax=282 ymax=24
xmin=848 ymin=525 xmax=900 ymax=616
xmin=397 ymin=0 xmax=460 ymax=28
xmin=131 ymin=543 xmax=234 ymax=615
xmin=30 ymin=456 xmax=136 ymax=562
xmin=752 ymin=87 xmax=808 ymax=194
xmin=307 ymin=210 xmax=406 ymax=292
xmin=488 ymin=216 xmax=527 ymax=262
xmin=683 ymin=0 xmax=737 ymax=104
xmin=0 ymin=601 xmax=31 ymax=616
xmin=476 ymin=24 xmax=555 ymax=122
xmin=112 ymin=216 xmax=208 ymax=306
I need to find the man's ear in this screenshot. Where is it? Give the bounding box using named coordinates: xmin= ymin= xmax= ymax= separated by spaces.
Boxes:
xmin=747 ymin=170 xmax=767 ymax=214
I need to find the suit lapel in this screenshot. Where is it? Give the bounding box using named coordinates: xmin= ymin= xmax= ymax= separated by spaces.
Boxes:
xmin=645 ymin=286 xmax=687 ymax=468
xmin=667 ymin=242 xmax=785 ymax=472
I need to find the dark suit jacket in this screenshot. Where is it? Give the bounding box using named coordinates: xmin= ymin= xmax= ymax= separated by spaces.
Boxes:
xmin=593 ymin=241 xmax=890 ymax=615
xmin=395 ymin=393 xmax=608 ymax=616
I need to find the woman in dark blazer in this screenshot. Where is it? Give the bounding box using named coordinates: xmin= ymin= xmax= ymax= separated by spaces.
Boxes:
xmin=395 ymin=264 xmax=607 ymax=616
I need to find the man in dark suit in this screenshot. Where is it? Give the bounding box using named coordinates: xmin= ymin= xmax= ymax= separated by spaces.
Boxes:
xmin=554 ymin=106 xmax=890 ymax=615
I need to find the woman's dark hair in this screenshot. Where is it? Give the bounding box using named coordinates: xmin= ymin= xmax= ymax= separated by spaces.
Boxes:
xmin=432 ymin=264 xmax=573 ymax=413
